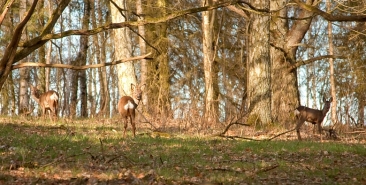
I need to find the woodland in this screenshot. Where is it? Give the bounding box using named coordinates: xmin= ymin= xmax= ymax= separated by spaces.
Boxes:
xmin=0 ymin=0 xmax=366 ymax=134
xmin=1 ymin=0 xmax=366 ymax=184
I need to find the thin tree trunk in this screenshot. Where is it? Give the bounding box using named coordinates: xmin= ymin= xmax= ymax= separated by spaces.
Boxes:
xmin=92 ymin=0 xmax=110 ymax=117
xmin=70 ymin=0 xmax=90 ymax=118
xmin=202 ymin=0 xmax=219 ymax=125
xmin=327 ymin=0 xmax=337 ymax=126
xmin=18 ymin=0 xmax=29 ymax=115
xmin=79 ymin=0 xmax=90 ymax=117
xmin=136 ymin=0 xmax=148 ymax=107
xmin=45 ymin=1 xmax=53 ymax=91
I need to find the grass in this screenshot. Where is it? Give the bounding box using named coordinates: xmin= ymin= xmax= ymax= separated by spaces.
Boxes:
xmin=0 ymin=116 xmax=365 ymax=184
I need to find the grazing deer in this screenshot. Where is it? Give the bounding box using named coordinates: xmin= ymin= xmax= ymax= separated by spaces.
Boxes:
xmin=295 ymin=97 xmax=333 ymax=140
xmin=30 ymin=85 xmax=59 ymax=122
xmin=117 ymin=83 xmax=145 ymax=137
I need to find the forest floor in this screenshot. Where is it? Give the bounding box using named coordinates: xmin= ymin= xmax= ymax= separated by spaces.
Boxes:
xmin=0 ymin=116 xmax=365 ymax=184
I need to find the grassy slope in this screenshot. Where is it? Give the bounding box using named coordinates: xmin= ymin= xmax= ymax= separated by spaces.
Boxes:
xmin=0 ymin=117 xmax=365 ymax=184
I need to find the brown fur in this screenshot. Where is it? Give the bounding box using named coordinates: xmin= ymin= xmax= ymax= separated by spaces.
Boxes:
xmin=295 ymin=97 xmax=333 ymax=140
xmin=117 ymin=83 xmax=145 ymax=137
xmin=30 ymin=85 xmax=59 ymax=122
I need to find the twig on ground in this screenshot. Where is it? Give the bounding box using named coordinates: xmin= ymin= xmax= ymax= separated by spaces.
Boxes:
xmin=255 ymin=163 xmax=279 ymax=174
xmin=219 ymin=121 xmax=250 ymax=136
xmin=215 ymin=134 xmax=262 ymax=141
xmin=215 ymin=128 xmax=296 ymax=141
xmin=266 ymin=128 xmax=296 ymax=141
xmin=136 ymin=108 xmax=157 ymax=130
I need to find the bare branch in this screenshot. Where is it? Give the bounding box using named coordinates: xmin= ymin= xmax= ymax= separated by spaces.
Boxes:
xmin=288 ymin=55 xmax=346 ymax=72
xmin=19 ymin=0 xmax=240 ymax=48
xmin=292 ymin=0 xmax=366 ymax=22
xmin=12 ymin=53 xmax=152 ymax=70
xmin=0 ymin=0 xmax=15 ymax=26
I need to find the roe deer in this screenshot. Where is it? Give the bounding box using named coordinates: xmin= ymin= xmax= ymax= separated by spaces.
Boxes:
xmin=295 ymin=97 xmax=333 ymax=140
xmin=117 ymin=83 xmax=145 ymax=137
xmin=30 ymin=85 xmax=59 ymax=122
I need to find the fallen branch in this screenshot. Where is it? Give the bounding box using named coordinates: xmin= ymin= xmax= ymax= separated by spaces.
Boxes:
xmin=344 ymin=131 xmax=366 ymax=134
xmin=215 ymin=128 xmax=296 ymax=141
xmin=135 ymin=108 xmax=157 ymax=130
xmin=266 ymin=128 xmax=296 ymax=141
xmin=215 ymin=134 xmax=262 ymax=141
xmin=255 ymin=163 xmax=279 ymax=174
xmin=219 ymin=121 xmax=250 ymax=136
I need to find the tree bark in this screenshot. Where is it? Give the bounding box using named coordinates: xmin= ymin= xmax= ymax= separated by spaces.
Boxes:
xmin=247 ymin=0 xmax=271 ymax=125
xmin=327 ymin=0 xmax=338 ymax=125
xmin=202 ymin=0 xmax=219 ymax=125
xmin=145 ymin=0 xmax=170 ymax=121
xmin=136 ymin=0 xmax=148 ymax=107
xmin=18 ymin=0 xmax=30 ymax=115
xmin=111 ymin=0 xmax=137 ymax=97
xmin=270 ymin=0 xmax=315 ymax=126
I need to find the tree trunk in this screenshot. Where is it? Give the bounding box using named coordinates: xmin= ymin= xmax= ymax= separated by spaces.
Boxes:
xmin=18 ymin=0 xmax=30 ymax=115
xmin=146 ymin=0 xmax=170 ymax=122
xmin=110 ymin=0 xmax=137 ymax=98
xmin=327 ymin=0 xmax=338 ymax=125
xmin=136 ymin=0 xmax=148 ymax=107
xmin=69 ymin=0 xmax=90 ymax=118
xmin=202 ymin=0 xmax=219 ymax=125
xmin=270 ymin=0 xmax=314 ymax=127
xmin=247 ymin=0 xmax=271 ymax=125
xmin=92 ymin=0 xmax=110 ymax=117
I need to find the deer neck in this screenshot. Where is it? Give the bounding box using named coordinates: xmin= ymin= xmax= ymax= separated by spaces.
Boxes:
xmin=133 ymin=97 xmax=140 ymax=106
xmin=322 ymin=108 xmax=330 ymax=117
xmin=30 ymin=92 xmax=41 ymax=105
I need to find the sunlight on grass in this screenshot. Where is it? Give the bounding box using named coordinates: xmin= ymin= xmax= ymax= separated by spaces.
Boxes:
xmin=0 ymin=118 xmax=365 ymax=184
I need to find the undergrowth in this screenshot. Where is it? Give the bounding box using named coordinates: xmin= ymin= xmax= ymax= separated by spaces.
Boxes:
xmin=0 ymin=116 xmax=365 ymax=184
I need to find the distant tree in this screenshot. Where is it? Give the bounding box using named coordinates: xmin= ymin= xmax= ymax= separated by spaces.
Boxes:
xmin=110 ymin=0 xmax=137 ymax=98
xmin=202 ymin=0 xmax=219 ymax=125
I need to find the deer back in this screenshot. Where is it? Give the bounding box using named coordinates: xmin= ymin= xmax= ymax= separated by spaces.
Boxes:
xmin=117 ymin=83 xmax=145 ymax=116
xmin=40 ymin=90 xmax=59 ymax=109
xmin=295 ymin=97 xmax=333 ymax=124
xmin=118 ymin=96 xmax=137 ymax=116
xmin=295 ymin=106 xmax=324 ymax=124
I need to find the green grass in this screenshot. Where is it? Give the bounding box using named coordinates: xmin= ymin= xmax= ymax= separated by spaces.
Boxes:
xmin=0 ymin=117 xmax=365 ymax=184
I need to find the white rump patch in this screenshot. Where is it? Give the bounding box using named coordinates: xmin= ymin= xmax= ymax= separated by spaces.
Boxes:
xmin=50 ymin=93 xmax=59 ymax=100
xmin=294 ymin=109 xmax=300 ymax=115
xmin=124 ymin=100 xmax=135 ymax=110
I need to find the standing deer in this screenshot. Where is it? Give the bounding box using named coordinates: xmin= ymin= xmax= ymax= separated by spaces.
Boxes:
xmin=118 ymin=83 xmax=145 ymax=137
xmin=30 ymin=85 xmax=59 ymax=122
xmin=295 ymin=97 xmax=333 ymax=140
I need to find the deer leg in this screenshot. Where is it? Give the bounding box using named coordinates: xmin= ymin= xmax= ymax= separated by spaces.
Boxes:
xmin=54 ymin=105 xmax=58 ymax=122
xmin=131 ymin=111 xmax=136 ymax=137
xmin=317 ymin=122 xmax=322 ymax=134
xmin=48 ymin=109 xmax=53 ymax=121
xmin=123 ymin=117 xmax=128 ymax=137
xmin=296 ymin=120 xmax=304 ymax=140
xmin=42 ymin=107 xmax=47 ymax=120
xmin=317 ymin=122 xmax=323 ymax=141
xmin=50 ymin=106 xmax=56 ymax=122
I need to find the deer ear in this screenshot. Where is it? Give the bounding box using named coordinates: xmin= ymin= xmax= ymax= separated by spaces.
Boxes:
xmin=323 ymin=97 xmax=326 ymax=102
xmin=329 ymin=97 xmax=333 ymax=102
xmin=131 ymin=83 xmax=135 ymax=91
